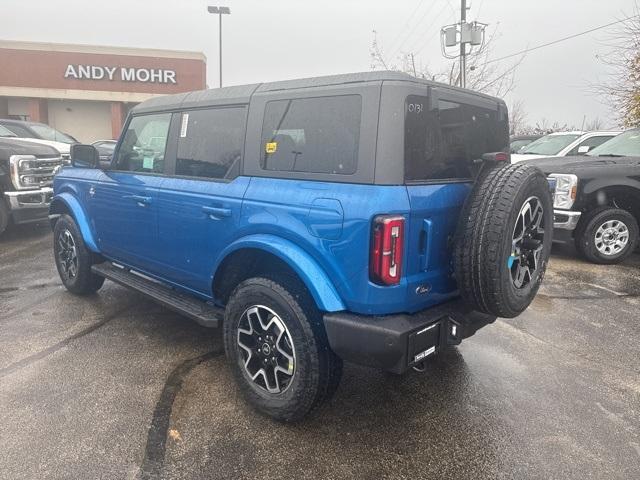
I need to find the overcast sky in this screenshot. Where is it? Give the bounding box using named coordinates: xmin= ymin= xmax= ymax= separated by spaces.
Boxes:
xmin=3 ymin=0 xmax=635 ymax=129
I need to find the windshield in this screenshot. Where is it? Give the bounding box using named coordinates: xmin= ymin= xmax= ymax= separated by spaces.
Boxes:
xmin=519 ymin=134 xmax=580 ymax=155
xmin=0 ymin=125 xmax=17 ymax=137
xmin=29 ymin=124 xmax=76 ymax=143
xmin=510 ymin=139 xmax=534 ymax=153
xmin=587 ymin=130 xmax=640 ymax=157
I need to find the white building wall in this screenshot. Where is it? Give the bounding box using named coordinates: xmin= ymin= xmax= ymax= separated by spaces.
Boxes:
xmin=47 ymin=99 xmax=112 ymax=143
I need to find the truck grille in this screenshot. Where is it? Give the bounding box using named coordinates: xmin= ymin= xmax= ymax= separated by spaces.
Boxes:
xmin=12 ymin=155 xmax=63 ymax=189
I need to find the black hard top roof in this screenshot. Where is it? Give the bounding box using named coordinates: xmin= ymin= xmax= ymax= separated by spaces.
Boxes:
xmin=132 ymin=70 xmax=505 ymax=115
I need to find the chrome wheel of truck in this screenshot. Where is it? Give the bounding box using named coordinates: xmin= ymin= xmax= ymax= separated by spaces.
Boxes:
xmin=510 ymin=196 xmax=545 ymax=289
xmin=594 ymin=219 xmax=629 ymax=256
xmin=237 ymin=305 xmax=296 ymax=394
xmin=575 ymin=207 xmax=639 ymax=265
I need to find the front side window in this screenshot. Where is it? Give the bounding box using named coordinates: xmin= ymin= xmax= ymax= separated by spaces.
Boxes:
xmin=261 ymin=95 xmax=361 ymax=175
xmin=113 ymin=113 xmax=171 ymax=173
xmin=567 ymin=135 xmax=614 ymax=156
xmin=175 ymin=107 xmax=245 ymax=180
xmin=405 ymin=95 xmax=507 ymax=181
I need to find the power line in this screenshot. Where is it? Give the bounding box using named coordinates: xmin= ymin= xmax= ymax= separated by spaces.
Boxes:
xmin=486 ymin=15 xmax=638 ymax=64
xmin=385 ymin=0 xmax=426 ymax=56
xmin=412 ymin=2 xmax=455 ymax=55
xmin=389 ymin=0 xmax=443 ymax=59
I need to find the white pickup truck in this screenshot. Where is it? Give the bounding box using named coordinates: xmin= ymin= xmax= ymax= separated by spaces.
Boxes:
xmin=511 ymin=131 xmax=621 ymax=163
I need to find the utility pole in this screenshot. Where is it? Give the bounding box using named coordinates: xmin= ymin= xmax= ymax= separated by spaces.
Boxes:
xmin=207 ymin=6 xmax=231 ymax=88
xmin=459 ymin=0 xmax=467 ymax=88
xmin=440 ymin=2 xmax=486 ymax=90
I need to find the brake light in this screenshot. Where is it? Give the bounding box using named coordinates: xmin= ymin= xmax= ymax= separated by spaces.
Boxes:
xmin=370 ymin=215 xmax=404 ymax=285
xmin=481 ymin=151 xmax=510 ymax=162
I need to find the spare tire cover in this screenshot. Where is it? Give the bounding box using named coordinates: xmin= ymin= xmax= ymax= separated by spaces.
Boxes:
xmin=454 ymin=163 xmax=553 ymax=318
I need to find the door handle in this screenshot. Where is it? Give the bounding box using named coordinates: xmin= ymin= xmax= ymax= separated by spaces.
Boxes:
xmin=123 ymin=194 xmax=152 ymax=206
xmin=202 ymin=206 xmax=232 ymax=218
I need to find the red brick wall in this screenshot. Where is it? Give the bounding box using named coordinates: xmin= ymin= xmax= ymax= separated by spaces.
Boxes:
xmin=0 ymin=48 xmax=206 ymax=94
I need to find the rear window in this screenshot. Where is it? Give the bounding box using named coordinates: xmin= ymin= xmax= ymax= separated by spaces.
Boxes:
xmin=261 ymin=95 xmax=361 ymax=175
xmin=176 ymin=107 xmax=245 ymax=180
xmin=404 ymin=95 xmax=507 ymax=182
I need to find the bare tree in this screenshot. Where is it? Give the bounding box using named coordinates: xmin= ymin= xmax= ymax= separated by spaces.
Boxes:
xmin=509 ymin=100 xmax=528 ymax=135
xmin=370 ymin=26 xmax=523 ymax=99
xmin=584 ymin=117 xmax=605 ymax=131
xmin=593 ymin=5 xmax=640 ymax=127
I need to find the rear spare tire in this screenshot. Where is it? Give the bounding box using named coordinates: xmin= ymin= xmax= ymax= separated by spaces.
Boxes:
xmin=454 ymin=163 xmax=553 ymax=318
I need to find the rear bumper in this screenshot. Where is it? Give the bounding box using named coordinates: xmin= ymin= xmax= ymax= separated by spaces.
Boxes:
xmin=323 ymin=299 xmax=496 ymax=374
xmin=4 ymin=187 xmax=53 ymax=224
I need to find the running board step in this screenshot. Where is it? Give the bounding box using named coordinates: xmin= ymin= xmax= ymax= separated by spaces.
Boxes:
xmin=91 ymin=262 xmax=222 ymax=328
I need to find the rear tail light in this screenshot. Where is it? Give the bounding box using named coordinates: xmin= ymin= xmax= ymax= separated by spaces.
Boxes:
xmin=481 ymin=151 xmax=510 ymax=162
xmin=370 ymin=215 xmax=405 ymax=286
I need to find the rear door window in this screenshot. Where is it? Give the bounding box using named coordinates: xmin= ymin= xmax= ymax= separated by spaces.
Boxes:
xmin=404 ymin=95 xmax=507 ymax=182
xmin=260 ymin=95 xmax=361 ymax=175
xmin=175 ymin=107 xmax=245 ymax=180
xmin=567 ymin=135 xmax=615 ymax=156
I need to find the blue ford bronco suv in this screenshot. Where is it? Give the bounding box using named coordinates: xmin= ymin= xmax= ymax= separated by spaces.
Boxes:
xmin=50 ymin=72 xmax=553 ymax=421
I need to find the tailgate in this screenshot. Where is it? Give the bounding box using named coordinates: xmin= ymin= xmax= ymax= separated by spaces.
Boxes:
xmin=404 ymin=182 xmax=471 ymax=311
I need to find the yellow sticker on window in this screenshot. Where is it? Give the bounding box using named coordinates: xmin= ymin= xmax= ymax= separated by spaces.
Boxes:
xmin=265 ymin=142 xmax=278 ymax=154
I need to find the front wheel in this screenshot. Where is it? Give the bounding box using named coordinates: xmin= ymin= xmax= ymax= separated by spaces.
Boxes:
xmin=53 ymin=214 xmax=105 ymax=295
xmin=574 ymin=207 xmax=639 ymax=264
xmin=223 ymin=277 xmax=342 ymax=422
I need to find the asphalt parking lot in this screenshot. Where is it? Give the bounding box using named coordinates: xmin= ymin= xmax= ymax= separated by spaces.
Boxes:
xmin=1 ymin=223 xmax=639 ymax=480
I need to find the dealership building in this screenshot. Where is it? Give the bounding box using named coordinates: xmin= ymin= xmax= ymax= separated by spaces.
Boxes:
xmin=0 ymin=40 xmax=206 ymax=143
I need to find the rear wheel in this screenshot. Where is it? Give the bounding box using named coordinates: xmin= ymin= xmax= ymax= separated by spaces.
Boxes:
xmin=454 ymin=163 xmax=553 ymax=318
xmin=223 ymin=277 xmax=342 ymax=422
xmin=53 ymin=214 xmax=105 ymax=295
xmin=574 ymin=207 xmax=639 ymax=264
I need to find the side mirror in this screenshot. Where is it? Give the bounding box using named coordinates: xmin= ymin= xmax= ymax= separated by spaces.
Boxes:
xmin=70 ymin=144 xmax=100 ymax=168
xmin=577 ymin=145 xmax=590 ymax=155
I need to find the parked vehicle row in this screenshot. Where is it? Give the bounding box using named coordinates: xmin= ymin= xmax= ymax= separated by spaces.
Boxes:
xmin=511 ymin=130 xmax=621 ymax=162
xmin=530 ymin=129 xmax=640 ymax=264
xmin=50 ymin=71 xmax=554 ymax=421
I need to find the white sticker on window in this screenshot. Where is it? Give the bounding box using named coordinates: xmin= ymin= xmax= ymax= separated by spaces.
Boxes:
xmin=180 ymin=113 xmax=189 ymax=138
xmin=143 ymin=156 xmax=154 ymax=170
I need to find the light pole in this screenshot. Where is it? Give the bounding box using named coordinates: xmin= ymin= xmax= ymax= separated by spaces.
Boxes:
xmin=207 ymin=6 xmax=231 ymax=88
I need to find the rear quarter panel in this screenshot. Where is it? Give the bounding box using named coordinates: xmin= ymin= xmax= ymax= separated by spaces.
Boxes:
xmin=241 ymin=177 xmax=412 ymax=314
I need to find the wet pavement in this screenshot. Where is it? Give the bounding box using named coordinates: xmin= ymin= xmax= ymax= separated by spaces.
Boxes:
xmin=1 ymin=222 xmax=639 ymax=479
